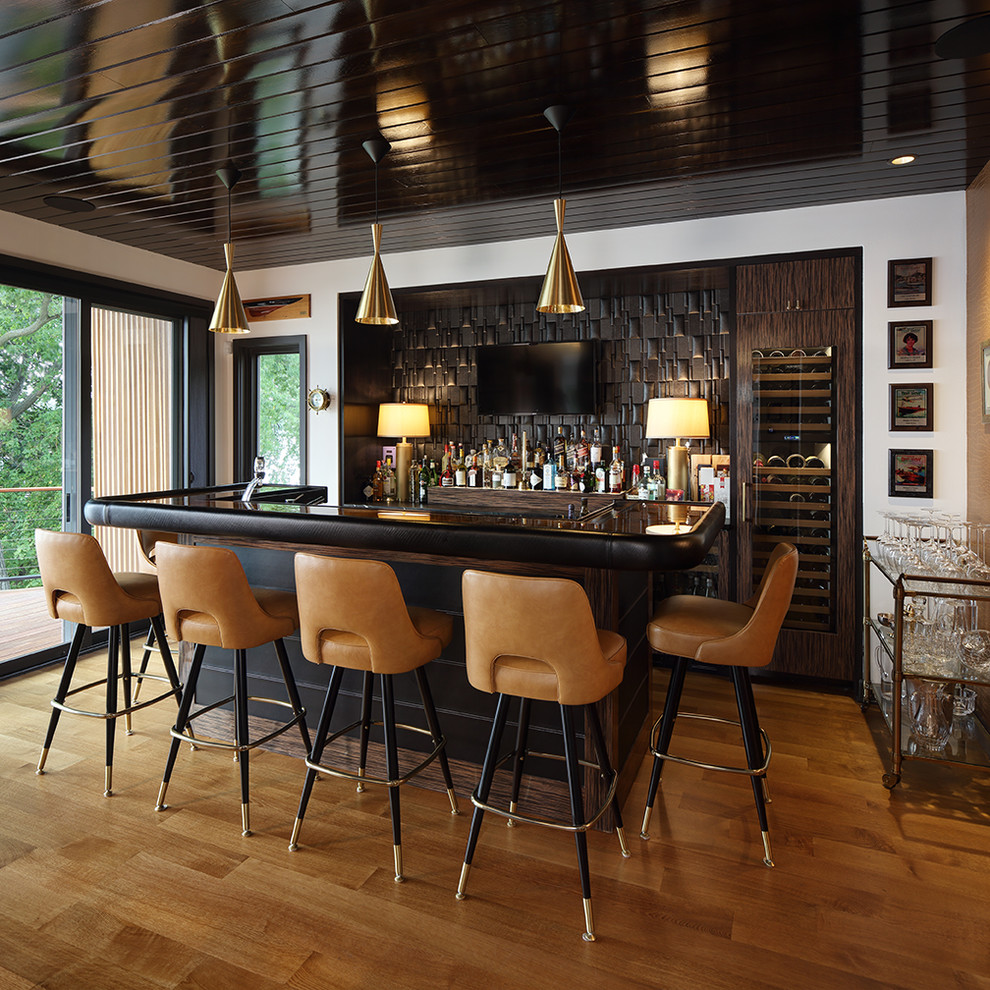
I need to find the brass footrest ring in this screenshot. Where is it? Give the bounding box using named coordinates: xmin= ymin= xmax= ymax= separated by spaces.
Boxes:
xmin=648 ymin=711 xmax=771 ymax=777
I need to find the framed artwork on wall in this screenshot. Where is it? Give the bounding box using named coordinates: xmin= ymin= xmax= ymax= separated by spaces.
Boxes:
xmin=889 ymin=383 xmax=933 ymax=431
xmin=888 ymin=320 xmax=932 ymax=368
xmin=888 ymin=448 xmax=933 ymax=498
xmin=887 ymin=258 xmax=932 ymax=307
xmin=982 ymin=339 xmax=990 ymax=424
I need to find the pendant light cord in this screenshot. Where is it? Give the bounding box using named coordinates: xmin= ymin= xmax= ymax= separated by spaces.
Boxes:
xmin=375 ymin=162 xmax=380 ymax=223
xmin=227 ymin=183 xmax=232 ymax=243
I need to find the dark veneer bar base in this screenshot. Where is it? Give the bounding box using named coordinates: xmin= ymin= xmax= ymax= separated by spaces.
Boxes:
xmin=85 ymin=485 xmax=724 ymax=829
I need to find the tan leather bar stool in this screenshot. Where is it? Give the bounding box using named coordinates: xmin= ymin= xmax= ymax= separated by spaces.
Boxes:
xmin=34 ymin=529 xmax=184 ymax=795
xmin=458 ymin=569 xmax=629 ymax=942
xmin=153 ymin=542 xmax=312 ymax=836
xmin=288 ymin=553 xmax=460 ymax=882
xmin=640 ymin=543 xmax=799 ymax=867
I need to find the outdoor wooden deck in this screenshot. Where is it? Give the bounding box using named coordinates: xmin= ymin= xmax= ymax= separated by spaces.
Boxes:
xmin=0 ymin=587 xmax=63 ymax=663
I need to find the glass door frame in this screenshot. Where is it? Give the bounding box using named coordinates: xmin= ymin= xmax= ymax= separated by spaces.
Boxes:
xmin=0 ymin=252 xmax=214 ymax=678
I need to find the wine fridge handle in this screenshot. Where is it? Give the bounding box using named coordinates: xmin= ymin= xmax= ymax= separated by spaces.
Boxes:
xmin=742 ymin=481 xmax=750 ymax=523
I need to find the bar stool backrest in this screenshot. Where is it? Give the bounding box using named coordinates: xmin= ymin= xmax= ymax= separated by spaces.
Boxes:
xmin=155 ymin=542 xmax=285 ymax=649
xmin=695 ymin=543 xmax=798 ymax=668
xmin=136 ymin=529 xmax=178 ymax=567
xmin=35 ymin=529 xmax=144 ymax=627
xmin=294 ymin=553 xmax=444 ymax=673
xmin=461 ymin=569 xmax=622 ymax=705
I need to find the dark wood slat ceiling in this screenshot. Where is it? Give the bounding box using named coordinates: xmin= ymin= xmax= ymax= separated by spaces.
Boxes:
xmin=0 ymin=0 xmax=989 ymax=272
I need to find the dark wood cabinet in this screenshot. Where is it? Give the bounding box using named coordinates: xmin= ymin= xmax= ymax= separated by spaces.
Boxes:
xmin=733 ymin=255 xmax=861 ymax=681
xmin=737 ymin=256 xmax=857 ymax=314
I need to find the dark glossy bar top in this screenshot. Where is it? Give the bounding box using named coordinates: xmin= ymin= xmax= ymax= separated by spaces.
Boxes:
xmin=85 ymin=485 xmax=724 ymax=571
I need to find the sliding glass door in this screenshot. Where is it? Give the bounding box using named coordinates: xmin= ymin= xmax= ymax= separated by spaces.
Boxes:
xmin=0 ymin=261 xmax=214 ymax=677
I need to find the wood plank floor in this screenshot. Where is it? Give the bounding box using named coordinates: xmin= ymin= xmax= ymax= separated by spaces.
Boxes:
xmin=2 ymin=647 xmax=990 ymax=989
xmin=0 ymin=588 xmax=63 ymax=663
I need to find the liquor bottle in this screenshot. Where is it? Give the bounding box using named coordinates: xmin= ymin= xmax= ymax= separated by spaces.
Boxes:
xmin=364 ymin=460 xmax=383 ymax=502
xmin=543 ymin=449 xmax=556 ymax=491
xmin=590 ymin=426 xmax=603 ymax=470
xmin=440 ymin=456 xmax=455 ymax=487
xmin=576 ymin=428 xmax=589 ymax=470
xmin=629 ymin=463 xmax=642 ymax=498
xmin=441 ymin=442 xmax=451 ymax=477
xmin=467 ymin=449 xmax=479 ymax=487
xmin=565 ymin=430 xmax=577 ymax=472
xmin=555 ymin=453 xmax=569 ymax=490
xmin=382 ymin=455 xmax=398 ymax=502
xmin=410 ymin=460 xmax=421 ymax=504
xmin=481 ymin=442 xmax=491 ymax=487
xmin=529 ymin=455 xmax=542 ymax=490
xmin=491 ymin=437 xmax=509 ymax=490
xmin=608 ymin=446 xmax=624 ymax=494
xmin=504 ymin=434 xmax=519 ymax=489
xmin=648 ymin=460 xmax=665 ymax=500
xmin=455 ymin=445 xmax=467 ymax=487
xmin=553 ymin=426 xmax=567 ymax=463
xmin=419 ymin=457 xmax=431 ymax=504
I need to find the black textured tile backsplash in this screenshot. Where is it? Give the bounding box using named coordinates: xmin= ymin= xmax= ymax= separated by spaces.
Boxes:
xmin=386 ymin=289 xmax=730 ymax=464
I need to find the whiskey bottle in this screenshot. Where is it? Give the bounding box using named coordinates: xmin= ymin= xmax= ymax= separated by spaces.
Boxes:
xmin=382 ymin=455 xmax=398 ymax=502
xmin=608 ymin=446 xmax=624 ymax=494
xmin=555 ymin=454 xmax=569 ymax=490
xmin=455 ymin=445 xmax=467 ymax=487
xmin=491 ymin=437 xmax=509 ymax=490
xmin=504 ymin=433 xmax=519 ymax=489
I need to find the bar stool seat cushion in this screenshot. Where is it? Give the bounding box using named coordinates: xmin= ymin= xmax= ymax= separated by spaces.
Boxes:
xmin=462 ymin=570 xmax=627 ymax=706
xmin=49 ymin=572 xmax=163 ymax=627
xmin=648 ymin=596 xmax=753 ymax=663
xmin=156 ymin=543 xmax=299 ymax=650
xmin=484 ymin=630 xmax=626 ymax=704
xmin=308 ymin=604 xmax=454 ymax=672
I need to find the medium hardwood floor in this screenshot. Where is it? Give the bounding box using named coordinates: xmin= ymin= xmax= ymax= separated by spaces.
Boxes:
xmin=1 ymin=647 xmax=989 ymax=989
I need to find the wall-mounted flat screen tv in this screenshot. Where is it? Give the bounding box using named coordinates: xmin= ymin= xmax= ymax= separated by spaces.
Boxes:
xmin=476 ymin=340 xmax=598 ymax=416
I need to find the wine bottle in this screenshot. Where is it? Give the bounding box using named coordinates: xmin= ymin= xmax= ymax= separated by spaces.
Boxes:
xmin=608 ymin=446 xmax=624 ymax=494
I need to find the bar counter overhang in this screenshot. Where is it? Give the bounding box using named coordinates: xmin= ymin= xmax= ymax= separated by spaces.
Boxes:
xmin=84 ymin=486 xmax=725 ymax=826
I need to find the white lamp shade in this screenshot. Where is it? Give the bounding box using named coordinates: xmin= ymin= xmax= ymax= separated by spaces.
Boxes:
xmin=645 ymin=397 xmax=710 ymax=439
xmin=377 ymin=402 xmax=431 ymax=439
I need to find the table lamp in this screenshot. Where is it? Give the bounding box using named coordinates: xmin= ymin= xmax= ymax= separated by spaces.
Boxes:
xmin=645 ymin=397 xmax=710 ymax=497
xmin=377 ymin=402 xmax=430 ymax=502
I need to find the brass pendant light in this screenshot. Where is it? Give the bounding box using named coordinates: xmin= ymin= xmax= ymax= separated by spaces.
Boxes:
xmin=208 ymin=164 xmax=250 ymax=334
xmin=355 ymin=137 xmax=399 ymax=325
xmin=537 ymin=105 xmax=585 ymax=315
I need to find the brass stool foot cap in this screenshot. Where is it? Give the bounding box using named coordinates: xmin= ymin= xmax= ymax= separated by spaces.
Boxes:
xmin=455 ymin=861 xmax=471 ymax=899
xmin=447 ymin=788 xmax=460 ymax=816
xmin=288 ymin=819 xmax=302 ymax=852
xmin=454 ymin=891 xmax=466 ymax=901
xmin=616 ymin=827 xmax=631 ymax=858
xmin=287 ymin=843 xmax=298 ymax=852
xmin=393 ymin=845 xmax=404 ymax=883
xmin=761 ymin=831 xmax=774 ymax=868
xmin=582 ymin=899 xmax=596 ymax=942
xmin=35 ymin=768 xmax=45 ymax=776
xmin=241 ymin=803 xmax=251 ymax=837
xmin=506 ymin=799 xmax=518 ymax=826
xmin=103 ymin=790 xmax=113 ymax=798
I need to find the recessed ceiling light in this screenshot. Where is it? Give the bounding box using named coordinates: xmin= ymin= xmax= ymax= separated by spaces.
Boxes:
xmin=890 ymin=155 xmax=916 ymax=166
xmin=43 ymin=194 xmax=96 ymax=213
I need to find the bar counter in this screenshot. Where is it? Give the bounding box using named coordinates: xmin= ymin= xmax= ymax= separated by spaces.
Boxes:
xmin=85 ymin=486 xmax=725 ymax=827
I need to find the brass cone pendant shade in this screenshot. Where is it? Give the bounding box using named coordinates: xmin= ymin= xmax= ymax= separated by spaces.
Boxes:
xmin=537 ymin=198 xmax=584 ymax=314
xmin=209 ymin=242 xmax=251 ymax=334
xmin=355 ymin=222 xmax=398 ymax=325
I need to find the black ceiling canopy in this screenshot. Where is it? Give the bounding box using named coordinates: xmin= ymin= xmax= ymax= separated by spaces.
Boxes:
xmin=0 ymin=0 xmax=987 ymax=272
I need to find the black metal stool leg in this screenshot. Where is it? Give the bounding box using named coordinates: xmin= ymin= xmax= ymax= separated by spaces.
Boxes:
xmin=414 ymin=665 xmax=459 ymax=815
xmin=37 ymin=623 xmax=85 ymax=775
xmin=233 ymin=648 xmax=252 ymax=836
xmin=585 ymin=701 xmax=629 ymax=858
xmin=272 ymin=638 xmax=312 ymax=754
xmin=506 ymin=697 xmax=531 ymax=827
xmin=156 ymin=644 xmax=206 ymax=811
xmin=732 ymin=666 xmax=773 ymax=867
xmin=641 ymin=656 xmax=689 ymax=839
xmin=131 ymin=627 xmax=156 ymax=702
xmin=151 ymin=616 xmax=196 ymax=748
xmin=104 ymin=625 xmax=120 ymax=796
xmin=561 ymin=704 xmax=595 ymax=942
xmin=456 ymin=692 xmax=510 ymax=901
xmin=289 ymin=665 xmax=343 ymax=851
xmin=355 ymin=671 xmax=373 ymax=792
xmin=120 ymin=623 xmax=133 ymax=735
xmin=381 ymin=673 xmax=405 ymax=882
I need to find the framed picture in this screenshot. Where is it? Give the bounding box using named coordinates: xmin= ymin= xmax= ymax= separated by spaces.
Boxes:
xmin=982 ymin=339 xmax=990 ymax=423
xmin=888 ymin=448 xmax=933 ymax=498
xmin=888 ymin=258 xmax=932 ymax=307
xmin=888 ymin=320 xmax=932 ymax=368
xmin=889 ymin=383 xmax=933 ymax=431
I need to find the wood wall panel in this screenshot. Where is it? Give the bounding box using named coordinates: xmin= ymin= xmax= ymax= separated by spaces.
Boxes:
xmin=966 ymin=162 xmax=990 ymax=525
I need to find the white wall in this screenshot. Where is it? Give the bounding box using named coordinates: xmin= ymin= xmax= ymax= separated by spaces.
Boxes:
xmin=237 ymin=191 xmax=969 ymax=539
xmin=0 ymin=208 xmax=219 ymax=301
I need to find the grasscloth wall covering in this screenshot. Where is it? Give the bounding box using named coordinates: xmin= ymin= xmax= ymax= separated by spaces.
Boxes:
xmin=386 ymin=287 xmax=732 ymax=468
